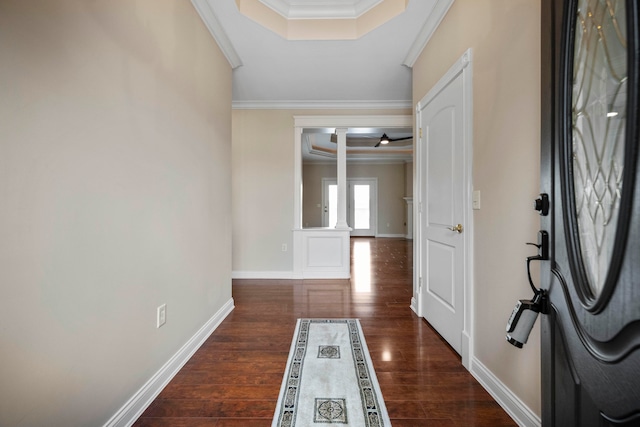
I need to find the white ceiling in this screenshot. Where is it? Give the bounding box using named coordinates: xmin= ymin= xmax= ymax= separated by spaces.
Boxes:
xmin=191 ymin=0 xmax=452 ymax=108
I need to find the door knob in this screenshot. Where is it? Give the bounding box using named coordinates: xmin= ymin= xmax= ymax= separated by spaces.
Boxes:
xmin=449 ymin=224 xmax=463 ymax=233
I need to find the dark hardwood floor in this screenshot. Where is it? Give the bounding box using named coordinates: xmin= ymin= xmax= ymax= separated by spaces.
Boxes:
xmin=134 ymin=237 xmax=516 ymax=426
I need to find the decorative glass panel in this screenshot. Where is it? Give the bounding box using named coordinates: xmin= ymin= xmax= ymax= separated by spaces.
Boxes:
xmin=572 ymin=0 xmax=627 ymax=296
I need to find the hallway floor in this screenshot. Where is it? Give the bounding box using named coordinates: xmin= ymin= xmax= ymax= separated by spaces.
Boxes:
xmin=134 ymin=237 xmax=516 ymax=426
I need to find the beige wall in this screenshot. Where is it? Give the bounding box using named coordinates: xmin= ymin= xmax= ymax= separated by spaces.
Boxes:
xmin=404 ymin=161 xmax=413 ymax=197
xmin=232 ymin=109 xmax=410 ymax=273
xmin=0 ymin=1 xmax=232 ymax=426
xmin=413 ymin=0 xmax=542 ymax=416
xmin=302 ymin=162 xmax=407 ymax=234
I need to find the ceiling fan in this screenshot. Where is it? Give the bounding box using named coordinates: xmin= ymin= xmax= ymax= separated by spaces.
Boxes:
xmin=373 ymin=133 xmax=413 ymax=148
xmin=329 ymin=132 xmax=413 ymax=147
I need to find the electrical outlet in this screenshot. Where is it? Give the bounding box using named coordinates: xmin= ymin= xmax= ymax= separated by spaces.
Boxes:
xmin=157 ymin=304 xmax=166 ymax=328
xmin=282 ymin=244 xmax=287 ymax=252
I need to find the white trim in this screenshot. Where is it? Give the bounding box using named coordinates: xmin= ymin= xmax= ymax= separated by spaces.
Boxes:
xmin=233 ymin=100 xmax=412 ymax=110
xmin=419 ymin=49 xmax=472 ymax=104
xmin=376 ymin=234 xmax=406 ymax=238
xmin=191 ymin=0 xmax=243 ymax=69
xmin=260 ymin=0 xmax=383 ymax=19
xmin=403 ymin=0 xmax=455 ymax=67
xmin=471 ymin=358 xmax=542 ymax=427
xmin=415 ymin=48 xmax=473 ymax=368
xmin=232 ymin=271 xmax=295 ymax=279
xmin=103 ymin=298 xmax=235 ymax=427
xmin=293 ymin=115 xmax=412 ymax=129
xmin=410 ymin=297 xmax=418 ymax=315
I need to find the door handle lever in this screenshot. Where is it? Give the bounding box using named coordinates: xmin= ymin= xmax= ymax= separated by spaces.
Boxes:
xmin=524 ymin=230 xmax=550 ymax=315
xmin=449 ymin=224 xmax=463 ymax=233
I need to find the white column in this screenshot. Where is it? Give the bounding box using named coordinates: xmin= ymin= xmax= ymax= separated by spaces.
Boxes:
xmin=335 ymin=127 xmax=350 ymax=229
xmin=293 ymin=126 xmax=303 ymax=230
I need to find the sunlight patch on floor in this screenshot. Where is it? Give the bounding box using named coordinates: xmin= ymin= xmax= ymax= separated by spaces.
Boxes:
xmin=353 ymin=240 xmax=372 ymax=293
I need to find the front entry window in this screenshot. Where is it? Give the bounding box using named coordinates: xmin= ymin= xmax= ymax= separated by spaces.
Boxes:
xmin=571 ymin=0 xmax=627 ymax=298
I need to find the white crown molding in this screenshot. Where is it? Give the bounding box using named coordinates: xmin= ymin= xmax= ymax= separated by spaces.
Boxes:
xmin=294 ymin=114 xmax=412 ymax=128
xmin=191 ymin=0 xmax=243 ymax=69
xmin=232 ymin=100 xmax=412 ymax=110
xmin=259 ymin=0 xmax=384 ymax=19
xmin=403 ymin=0 xmax=455 ymax=68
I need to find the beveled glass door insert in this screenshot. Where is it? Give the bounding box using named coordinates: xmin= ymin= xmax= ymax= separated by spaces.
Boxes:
xmin=571 ymin=0 xmax=627 ymax=298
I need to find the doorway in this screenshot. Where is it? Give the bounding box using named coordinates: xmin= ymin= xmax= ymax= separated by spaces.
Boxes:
xmin=322 ymin=178 xmax=378 ymax=237
xmin=415 ymin=49 xmax=473 ymax=367
xmin=292 ymin=115 xmax=412 ymax=280
xmin=540 ymin=1 xmax=640 ymax=424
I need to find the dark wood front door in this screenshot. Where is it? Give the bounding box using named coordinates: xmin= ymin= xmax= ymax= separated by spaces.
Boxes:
xmin=540 ymin=0 xmax=640 ymax=425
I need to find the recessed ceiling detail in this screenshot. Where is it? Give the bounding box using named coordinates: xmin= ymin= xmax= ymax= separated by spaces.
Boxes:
xmin=302 ymin=128 xmax=413 ymax=162
xmin=260 ymin=0 xmax=384 ymax=19
xmin=235 ymin=0 xmax=408 ymax=40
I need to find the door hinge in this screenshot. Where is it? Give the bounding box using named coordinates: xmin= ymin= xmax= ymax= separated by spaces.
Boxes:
xmin=418 ymin=277 xmax=422 ymax=293
xmin=419 ymin=128 xmax=423 ymax=138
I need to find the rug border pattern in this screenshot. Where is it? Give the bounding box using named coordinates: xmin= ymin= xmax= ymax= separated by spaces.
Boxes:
xmin=273 ymin=319 xmax=388 ymax=427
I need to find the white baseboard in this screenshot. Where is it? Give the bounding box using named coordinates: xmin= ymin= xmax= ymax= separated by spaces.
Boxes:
xmin=410 ymin=297 xmax=418 ymax=315
xmin=376 ymin=234 xmax=406 ymax=238
xmin=461 ymin=331 xmax=471 ymax=370
xmin=104 ymin=298 xmax=235 ymax=427
xmin=470 ymin=358 xmax=541 ymax=427
xmin=232 ymin=271 xmax=294 ymax=279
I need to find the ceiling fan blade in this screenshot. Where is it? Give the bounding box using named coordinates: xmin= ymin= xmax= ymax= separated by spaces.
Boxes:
xmin=389 ymin=136 xmax=413 ymax=142
xmin=374 ymin=141 xmax=381 ymax=148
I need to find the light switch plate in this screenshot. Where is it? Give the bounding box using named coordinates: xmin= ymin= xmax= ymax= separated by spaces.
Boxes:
xmin=157 ymin=304 xmax=166 ymax=328
xmin=473 ymin=190 xmax=481 ymax=210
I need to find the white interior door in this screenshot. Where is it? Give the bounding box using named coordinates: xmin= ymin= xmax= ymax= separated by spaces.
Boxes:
xmin=323 ymin=178 xmax=377 ymax=236
xmin=418 ymin=61 xmax=468 ymax=355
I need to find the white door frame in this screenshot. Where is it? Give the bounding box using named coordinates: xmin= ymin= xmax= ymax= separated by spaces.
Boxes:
xmin=348 ymin=178 xmax=377 ymax=237
xmin=414 ymin=49 xmax=474 ymax=369
xmin=292 ymin=115 xmax=412 ymax=279
xmin=322 ymin=178 xmax=378 ymax=235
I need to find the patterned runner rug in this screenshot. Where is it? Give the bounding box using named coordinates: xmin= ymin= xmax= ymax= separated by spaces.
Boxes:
xmin=272 ymin=319 xmax=391 ymax=427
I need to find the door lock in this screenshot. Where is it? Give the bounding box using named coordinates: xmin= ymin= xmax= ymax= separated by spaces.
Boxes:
xmin=506 ymin=230 xmax=550 ymax=348
xmin=534 ymin=193 xmax=549 ymax=216
xmin=449 ymin=224 xmax=463 ymax=233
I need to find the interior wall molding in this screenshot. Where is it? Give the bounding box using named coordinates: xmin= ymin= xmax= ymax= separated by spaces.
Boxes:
xmin=260 ymin=0 xmax=384 ymax=19
xmin=232 ymin=100 xmax=412 ymax=110
xmin=191 ymin=0 xmax=243 ymax=69
xmin=471 ymin=358 xmax=542 ymax=427
xmin=104 ymin=298 xmax=235 ymax=427
xmin=403 ymin=0 xmax=455 ymax=67
xmin=293 ymin=115 xmax=412 ymax=128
